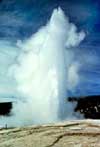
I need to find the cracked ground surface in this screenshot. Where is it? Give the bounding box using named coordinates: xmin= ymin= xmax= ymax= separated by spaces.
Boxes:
xmin=0 ymin=120 xmax=100 ymax=147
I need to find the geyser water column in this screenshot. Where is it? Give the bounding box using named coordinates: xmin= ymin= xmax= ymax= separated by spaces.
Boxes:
xmin=10 ymin=8 xmax=85 ymax=125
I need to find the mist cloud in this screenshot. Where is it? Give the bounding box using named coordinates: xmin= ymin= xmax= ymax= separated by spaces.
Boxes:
xmin=0 ymin=8 xmax=85 ymax=127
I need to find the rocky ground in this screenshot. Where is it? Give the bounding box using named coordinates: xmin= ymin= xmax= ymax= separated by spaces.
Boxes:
xmin=0 ymin=120 xmax=100 ymax=147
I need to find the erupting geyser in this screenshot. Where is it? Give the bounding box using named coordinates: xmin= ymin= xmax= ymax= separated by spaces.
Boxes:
xmin=0 ymin=8 xmax=85 ymax=127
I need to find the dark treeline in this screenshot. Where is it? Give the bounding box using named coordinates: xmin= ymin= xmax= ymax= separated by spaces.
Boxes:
xmin=0 ymin=102 xmax=12 ymax=116
xmin=68 ymin=95 xmax=100 ymax=119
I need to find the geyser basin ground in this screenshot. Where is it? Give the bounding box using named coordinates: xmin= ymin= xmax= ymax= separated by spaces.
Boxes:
xmin=0 ymin=120 xmax=100 ymax=147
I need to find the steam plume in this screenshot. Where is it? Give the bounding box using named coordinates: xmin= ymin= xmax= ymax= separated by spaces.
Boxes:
xmin=0 ymin=8 xmax=85 ymax=127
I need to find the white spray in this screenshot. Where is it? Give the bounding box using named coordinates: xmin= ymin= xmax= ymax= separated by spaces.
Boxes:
xmin=0 ymin=8 xmax=85 ymax=126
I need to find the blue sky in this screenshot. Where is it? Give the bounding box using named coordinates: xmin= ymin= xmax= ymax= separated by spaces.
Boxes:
xmin=0 ymin=0 xmax=98 ymax=39
xmin=0 ymin=0 xmax=100 ymax=97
